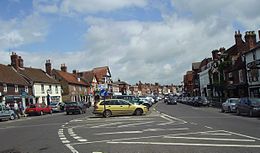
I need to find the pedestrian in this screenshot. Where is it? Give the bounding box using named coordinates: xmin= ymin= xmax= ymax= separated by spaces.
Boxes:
xmin=18 ymin=101 xmax=24 ymax=117
xmin=14 ymin=101 xmax=20 ymax=119
xmin=5 ymin=103 xmax=10 ymax=109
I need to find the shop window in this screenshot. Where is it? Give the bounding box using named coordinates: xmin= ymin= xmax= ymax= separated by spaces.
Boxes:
xmin=55 ymin=85 xmax=58 ymax=94
xmin=49 ymin=85 xmax=52 ymax=94
xmin=15 ymin=85 xmax=18 ymax=93
xmin=3 ymin=84 xmax=7 ymax=92
xmin=25 ymin=86 xmax=28 ymax=93
xmin=41 ymin=84 xmax=45 ymax=94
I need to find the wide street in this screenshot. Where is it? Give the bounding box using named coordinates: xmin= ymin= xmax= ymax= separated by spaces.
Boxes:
xmin=0 ymin=101 xmax=260 ymax=153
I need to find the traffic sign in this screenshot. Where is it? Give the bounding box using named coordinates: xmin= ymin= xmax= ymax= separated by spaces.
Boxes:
xmin=100 ymin=89 xmax=108 ymax=97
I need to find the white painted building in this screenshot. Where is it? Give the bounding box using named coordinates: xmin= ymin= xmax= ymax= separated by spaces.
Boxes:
xmin=199 ymin=61 xmax=213 ymax=97
xmin=18 ymin=67 xmax=62 ymax=104
xmin=33 ymin=83 xmax=62 ymax=103
xmin=244 ymin=44 xmax=260 ymax=97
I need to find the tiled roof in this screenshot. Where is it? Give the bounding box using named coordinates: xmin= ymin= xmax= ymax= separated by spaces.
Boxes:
xmin=92 ymin=66 xmax=111 ymax=82
xmin=18 ymin=67 xmax=59 ymax=84
xmin=0 ymin=64 xmax=29 ymax=86
xmin=78 ymin=71 xmax=95 ymax=84
xmin=53 ymin=69 xmax=87 ymax=86
xmin=114 ymin=80 xmax=129 ymax=85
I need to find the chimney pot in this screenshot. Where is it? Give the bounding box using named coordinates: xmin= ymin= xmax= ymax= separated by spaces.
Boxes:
xmin=245 ymin=30 xmax=256 ymax=50
xmin=61 ymin=64 xmax=67 ymax=72
xmin=45 ymin=59 xmax=52 ymax=76
xmin=10 ymin=52 xmax=19 ymax=69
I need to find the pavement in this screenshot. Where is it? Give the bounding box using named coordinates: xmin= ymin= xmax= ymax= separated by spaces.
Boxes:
xmin=0 ymin=101 xmax=260 ymax=153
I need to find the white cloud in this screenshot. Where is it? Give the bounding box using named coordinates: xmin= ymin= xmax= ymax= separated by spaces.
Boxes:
xmin=79 ymin=16 xmax=235 ymax=84
xmin=0 ymin=13 xmax=48 ymax=50
xmin=2 ymin=0 xmax=260 ymax=85
xmin=60 ymin=0 xmax=148 ymax=14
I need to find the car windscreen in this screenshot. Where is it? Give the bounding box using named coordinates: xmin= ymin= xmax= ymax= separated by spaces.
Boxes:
xmin=50 ymin=102 xmax=58 ymax=106
xmin=230 ymin=99 xmax=239 ymax=103
xmin=249 ymin=98 xmax=260 ymax=105
xmin=29 ymin=105 xmax=36 ymax=108
xmin=66 ymin=102 xmax=78 ymax=106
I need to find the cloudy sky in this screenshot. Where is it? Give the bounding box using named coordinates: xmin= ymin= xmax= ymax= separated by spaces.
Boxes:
xmin=0 ymin=0 xmax=260 ymax=85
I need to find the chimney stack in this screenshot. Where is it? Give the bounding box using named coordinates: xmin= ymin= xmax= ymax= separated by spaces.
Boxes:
xmin=45 ymin=59 xmax=52 ymax=76
xmin=235 ymin=30 xmax=243 ymax=46
xmin=211 ymin=50 xmax=220 ymax=60
xmin=18 ymin=56 xmax=24 ymax=68
xmin=10 ymin=52 xmax=19 ymax=69
xmin=245 ymin=31 xmax=256 ymax=50
xmin=72 ymin=70 xmax=77 ymax=75
xmin=258 ymin=30 xmax=260 ymax=41
xmin=61 ymin=64 xmax=67 ymax=72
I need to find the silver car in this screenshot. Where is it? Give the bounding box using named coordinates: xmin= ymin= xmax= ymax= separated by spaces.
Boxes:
xmin=0 ymin=104 xmax=16 ymax=121
xmin=221 ymin=98 xmax=239 ymax=113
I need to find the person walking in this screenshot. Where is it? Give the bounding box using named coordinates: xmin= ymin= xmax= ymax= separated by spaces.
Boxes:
xmin=18 ymin=101 xmax=24 ymax=117
xmin=14 ymin=101 xmax=20 ymax=119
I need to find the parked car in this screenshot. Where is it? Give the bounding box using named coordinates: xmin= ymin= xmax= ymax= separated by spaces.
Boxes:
xmin=0 ymin=104 xmax=16 ymax=121
xmin=93 ymin=99 xmax=148 ymax=118
xmin=166 ymin=96 xmax=177 ymax=105
xmin=65 ymin=101 xmax=87 ymax=115
xmin=194 ymin=96 xmax=210 ymax=107
xmin=25 ymin=103 xmax=52 ymax=116
xmin=49 ymin=102 xmax=63 ymax=112
xmin=221 ymin=98 xmax=239 ymax=113
xmin=236 ymin=98 xmax=260 ymax=117
xmin=139 ymin=96 xmax=153 ymax=107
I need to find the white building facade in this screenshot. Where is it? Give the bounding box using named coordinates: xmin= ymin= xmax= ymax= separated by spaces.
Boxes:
xmin=244 ymin=45 xmax=260 ymax=97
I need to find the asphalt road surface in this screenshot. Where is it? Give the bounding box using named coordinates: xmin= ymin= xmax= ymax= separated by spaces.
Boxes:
xmin=0 ymin=101 xmax=259 ymax=153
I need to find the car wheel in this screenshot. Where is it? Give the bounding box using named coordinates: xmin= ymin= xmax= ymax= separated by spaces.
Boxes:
xmin=227 ymin=107 xmax=231 ymax=113
xmin=49 ymin=109 xmax=53 ymax=114
xmin=249 ymin=109 xmax=254 ymax=117
xmin=40 ymin=111 xmax=44 ymax=116
xmin=236 ymin=109 xmax=240 ymax=116
xmin=221 ymin=107 xmax=224 ymax=113
xmin=103 ymin=110 xmax=112 ymax=118
xmin=66 ymin=112 xmax=69 ymax=115
xmin=135 ymin=109 xmax=143 ymax=116
xmin=10 ymin=114 xmax=16 ymax=120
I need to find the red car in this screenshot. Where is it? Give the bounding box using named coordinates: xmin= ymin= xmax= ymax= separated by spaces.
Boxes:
xmin=25 ymin=103 xmax=52 ymax=116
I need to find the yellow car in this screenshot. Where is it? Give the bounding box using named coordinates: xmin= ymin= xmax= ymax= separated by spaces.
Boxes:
xmin=93 ymin=99 xmax=148 ymax=117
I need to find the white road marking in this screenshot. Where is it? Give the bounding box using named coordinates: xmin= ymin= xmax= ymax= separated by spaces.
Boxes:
xmin=160 ymin=113 xmax=187 ymax=124
xmin=70 ymin=134 xmax=77 ymax=137
xmin=163 ymin=136 xmax=255 ymax=142
xmin=107 ymin=141 xmax=260 ymax=148
xmin=74 ymin=136 xmax=82 ymax=139
xmin=59 ymin=134 xmax=65 ymax=137
xmin=60 ymin=137 xmax=67 ymax=140
xmin=65 ymin=144 xmax=79 ymax=153
xmin=205 ymin=126 xmax=213 ymax=129
xmin=70 ymin=119 xmax=83 ymax=122
xmin=143 ymin=128 xmax=189 ymax=132
xmin=90 ymin=122 xmax=123 ymax=128
xmin=95 ymin=131 xmax=143 ymax=135
xmin=78 ymin=139 xmax=88 ymax=142
xmin=62 ymin=140 xmax=70 ymax=144
xmin=190 ymin=122 xmax=198 ymax=125
xmin=117 ymin=121 xmax=154 ymax=128
xmin=87 ymin=118 xmax=101 ymax=121
xmin=201 ymin=133 xmax=231 ymax=136
xmin=222 ymin=130 xmax=260 ymax=141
